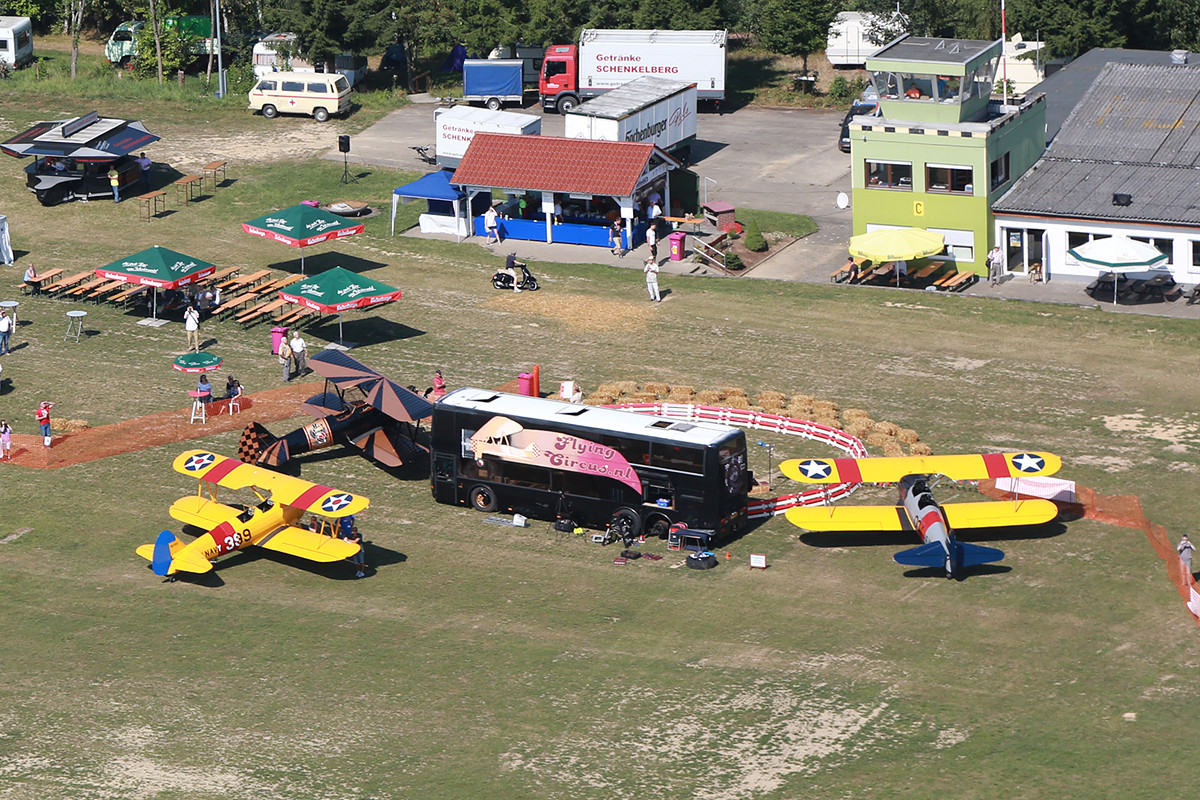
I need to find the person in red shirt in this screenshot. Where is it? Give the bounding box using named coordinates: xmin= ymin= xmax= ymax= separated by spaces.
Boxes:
xmin=35 ymin=401 xmax=53 ymax=447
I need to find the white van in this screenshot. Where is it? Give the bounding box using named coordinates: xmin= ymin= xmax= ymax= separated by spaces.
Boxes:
xmin=248 ymin=72 xmax=351 ymax=121
xmin=0 ymin=16 xmax=34 ymax=68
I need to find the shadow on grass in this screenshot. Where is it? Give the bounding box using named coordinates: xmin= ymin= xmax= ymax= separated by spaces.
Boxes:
xmin=267 ymin=250 xmax=389 ymax=276
xmin=303 ymin=317 xmax=426 ymax=347
xmin=799 ymin=520 xmax=1069 ymax=549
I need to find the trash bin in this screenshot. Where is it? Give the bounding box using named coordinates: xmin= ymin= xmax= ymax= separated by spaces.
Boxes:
xmin=518 ymin=372 xmax=534 ymax=396
xmin=271 ymin=326 xmax=288 ymax=355
xmin=668 ymin=231 xmax=687 ymax=261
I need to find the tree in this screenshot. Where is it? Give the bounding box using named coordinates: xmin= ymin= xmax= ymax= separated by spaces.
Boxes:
xmin=755 ymin=0 xmax=837 ymax=72
xmin=59 ymin=0 xmax=87 ymax=77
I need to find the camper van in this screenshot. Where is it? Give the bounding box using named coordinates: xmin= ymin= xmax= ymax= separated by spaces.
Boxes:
xmin=252 ymin=33 xmax=367 ymax=87
xmin=0 ymin=16 xmax=34 ymax=68
xmin=248 ymin=71 xmax=351 ymax=121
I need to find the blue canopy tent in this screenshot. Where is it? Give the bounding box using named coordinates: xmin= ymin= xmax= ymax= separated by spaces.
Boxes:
xmin=391 ymin=169 xmax=489 ymax=240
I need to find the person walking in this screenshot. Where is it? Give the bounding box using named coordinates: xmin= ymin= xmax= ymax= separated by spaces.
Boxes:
xmin=135 ymin=152 xmax=152 ymax=192
xmin=609 ymin=218 xmax=624 ymax=256
xmin=279 ymin=338 xmax=294 ymax=381
xmin=646 ymin=223 xmax=658 ymax=260
xmin=0 ymin=309 xmax=11 ymax=355
xmin=0 ymin=419 xmax=12 ymax=461
xmin=289 ymin=330 xmax=308 ymax=378
xmin=987 ymin=245 xmax=1004 ymax=286
xmin=107 ymin=166 xmax=121 ymax=203
xmin=1178 ymin=534 xmax=1195 ymax=577
xmin=35 ymin=401 xmax=53 ymax=448
xmin=183 ymin=303 xmax=201 ymax=353
xmin=483 ymin=204 xmax=500 ymax=245
xmin=643 ymin=256 xmax=661 ymax=302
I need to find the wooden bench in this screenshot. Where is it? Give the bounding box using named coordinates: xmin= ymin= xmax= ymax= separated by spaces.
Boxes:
xmin=84 ymin=279 xmax=127 ymax=302
xmin=202 ymin=266 xmax=240 ymax=287
xmin=257 ymin=275 xmax=301 ymax=293
xmin=109 ymin=284 xmax=149 ymax=307
xmin=235 ymin=297 xmax=290 ymax=327
xmin=942 ymin=270 xmax=978 ymax=291
xmin=173 ymin=175 xmax=204 ymax=204
xmin=830 ymin=259 xmax=865 ymax=283
xmin=43 ymin=271 xmax=92 ymax=297
xmin=218 ymin=269 xmax=272 ymax=293
xmin=274 ymin=305 xmax=316 ymax=327
xmin=66 ymin=277 xmax=110 ymax=298
xmin=911 ymin=261 xmax=945 ymax=281
xmin=137 ymin=190 xmax=168 ymax=220
xmin=202 ymin=160 xmax=227 ymax=189
xmin=213 ymin=289 xmax=263 ymax=318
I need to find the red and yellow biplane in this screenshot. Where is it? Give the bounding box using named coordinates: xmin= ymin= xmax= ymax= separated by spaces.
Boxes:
xmin=780 ymin=452 xmax=1062 ymax=578
xmin=135 ymin=450 xmax=369 ymax=578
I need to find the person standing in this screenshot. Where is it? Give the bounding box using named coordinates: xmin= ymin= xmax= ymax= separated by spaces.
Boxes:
xmin=609 ymin=218 xmax=624 ymax=256
xmin=646 ymin=223 xmax=658 ymax=260
xmin=987 ymin=245 xmax=1004 ymax=286
xmin=289 ymin=330 xmax=308 ymax=378
xmin=483 ymin=204 xmax=499 ymax=245
xmin=107 ymin=166 xmax=121 ymax=203
xmin=0 ymin=419 xmax=12 ymax=461
xmin=35 ymin=401 xmax=53 ymax=448
xmin=0 ymin=309 xmax=11 ymax=355
xmin=432 ymin=369 xmax=447 ymax=400
xmin=279 ymin=338 xmax=294 ymax=381
xmin=643 ymin=256 xmax=661 ymax=302
xmin=1178 ymin=534 xmax=1195 ymax=577
xmin=135 ymin=152 xmax=152 ymax=192
xmin=344 ymin=524 xmax=365 ymax=578
xmin=183 ymin=303 xmax=201 ymax=352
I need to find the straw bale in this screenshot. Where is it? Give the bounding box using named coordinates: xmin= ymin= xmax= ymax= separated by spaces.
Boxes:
xmin=643 ymin=382 xmax=670 ymax=397
xmin=842 ymin=408 xmax=871 ymax=422
xmin=786 ymin=401 xmax=813 ymax=418
xmin=695 ymin=390 xmax=721 ymax=405
xmin=874 ymin=421 xmax=901 ymax=437
xmin=866 ymin=432 xmax=895 ymax=448
xmin=757 ymin=390 xmax=787 ymax=405
xmin=667 ymin=391 xmax=695 ymax=403
xmin=584 ymin=394 xmax=615 ymax=406
xmin=669 ymin=385 xmax=694 ymax=398
xmin=791 ymin=393 xmax=816 ymax=407
xmin=595 ymin=382 xmax=624 ymax=396
xmin=724 ymin=395 xmax=751 ymax=410
xmin=896 ymin=428 xmax=920 ymax=444
xmin=844 ymin=421 xmax=873 ymax=439
xmin=813 ymin=399 xmax=839 ymax=415
xmin=55 ymin=419 xmax=91 ymax=433
xmin=812 ymin=413 xmax=840 ymax=429
xmin=630 ymin=391 xmax=660 ymax=403
xmin=910 ymin=442 xmax=933 ymax=456
xmin=756 ymin=396 xmax=785 ymax=411
xmin=613 ymin=380 xmax=640 ymax=395
xmin=719 ymin=386 xmax=747 ymax=399
xmin=881 ymin=440 xmax=904 ymax=458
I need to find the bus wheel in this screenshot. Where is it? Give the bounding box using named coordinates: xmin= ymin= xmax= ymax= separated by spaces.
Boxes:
xmin=611 ymin=508 xmax=642 ymax=543
xmin=470 ymin=485 xmax=497 ymax=512
xmin=647 ymin=519 xmax=670 ymax=539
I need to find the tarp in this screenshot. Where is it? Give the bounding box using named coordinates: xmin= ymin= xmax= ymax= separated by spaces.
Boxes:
xmin=463 ymin=59 xmax=522 ymax=98
xmin=391 ymin=169 xmax=467 ymax=236
xmin=1 ymin=112 xmax=159 ymax=162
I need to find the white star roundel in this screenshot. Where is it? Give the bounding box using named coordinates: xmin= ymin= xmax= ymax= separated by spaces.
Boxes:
xmin=183 ymin=452 xmax=216 ymax=471
xmin=799 ymin=459 xmax=833 ymax=479
xmin=1010 ymin=453 xmax=1045 ymax=473
xmin=322 ymin=493 xmax=354 ymax=513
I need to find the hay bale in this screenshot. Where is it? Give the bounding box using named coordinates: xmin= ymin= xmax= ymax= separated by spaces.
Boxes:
xmin=866 ymin=431 xmax=895 ymax=448
xmin=791 ymin=393 xmax=816 ymax=407
xmin=786 ymin=400 xmax=813 ymax=418
xmin=595 ymin=382 xmax=623 ymax=396
xmin=880 ymin=440 xmax=905 ymax=457
xmin=842 ymin=408 xmax=871 ymax=422
xmin=757 ymin=396 xmax=785 ymax=412
xmin=896 ymin=428 xmax=920 ymax=444
xmin=695 ymin=389 xmax=721 ymax=405
xmin=910 ymin=442 xmax=933 ymax=456
xmin=724 ymin=395 xmax=751 ymax=410
xmin=757 ymin=390 xmax=787 ymax=405
xmin=54 ymin=419 xmax=91 ymax=433
xmin=667 ymin=390 xmax=694 ymax=403
xmin=813 ymin=399 xmax=839 ymax=415
xmin=613 ymin=380 xmax=640 ymax=396
xmin=844 ymin=421 xmax=873 ymax=439
xmin=812 ymin=413 xmax=840 ymax=429
xmin=583 ymin=393 xmax=615 ymax=406
xmin=874 ymin=421 xmax=901 ymax=437
xmin=630 ymin=391 xmax=660 ymax=403
xmin=669 ymin=385 xmax=694 ymax=398
xmin=719 ymin=386 xmax=747 ymax=399
xmin=643 ymin=381 xmax=670 ymax=397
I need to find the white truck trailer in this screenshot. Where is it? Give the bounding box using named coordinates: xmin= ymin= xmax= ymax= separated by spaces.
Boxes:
xmin=563 ymin=77 xmax=697 ymax=158
xmin=434 ymin=105 xmax=541 ymax=168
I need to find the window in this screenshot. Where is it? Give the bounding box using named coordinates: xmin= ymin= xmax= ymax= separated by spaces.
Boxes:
xmin=502 ymin=462 xmax=551 ymax=491
xmin=1191 ymin=241 xmax=1200 ymax=269
xmin=649 ymin=445 xmax=704 ymax=474
xmin=0 ymin=41 xmax=8 ymax=52
xmin=928 ymin=227 xmax=975 ymax=262
xmin=990 ymin=153 xmax=1010 ymax=188
xmin=281 ymin=81 xmax=304 ymax=92
xmin=926 ymin=165 xmax=973 ymax=194
xmin=543 ymin=60 xmax=567 ymax=78
xmin=307 ymin=82 xmax=328 ymax=93
xmin=1131 ymin=236 xmax=1172 ymax=262
xmin=256 ymin=80 xmax=277 ymax=91
xmin=866 ymin=160 xmax=912 ymax=190
xmin=1067 ymin=231 xmax=1093 ymax=252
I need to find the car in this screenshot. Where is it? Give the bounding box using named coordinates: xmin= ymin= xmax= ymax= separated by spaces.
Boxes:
xmin=838 ymin=99 xmax=880 ymax=153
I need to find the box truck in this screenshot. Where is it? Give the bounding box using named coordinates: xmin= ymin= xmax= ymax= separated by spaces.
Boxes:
xmin=540 ymin=29 xmax=726 ymax=113
xmin=563 ymin=77 xmax=697 ymax=158
xmin=461 ymin=59 xmax=525 ymax=109
xmin=434 ymin=105 xmax=541 ymax=168
xmin=0 ymin=16 xmax=34 ymax=68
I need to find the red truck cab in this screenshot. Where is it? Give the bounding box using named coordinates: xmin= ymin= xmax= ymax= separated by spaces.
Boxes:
xmin=540 ymin=44 xmax=579 ymax=112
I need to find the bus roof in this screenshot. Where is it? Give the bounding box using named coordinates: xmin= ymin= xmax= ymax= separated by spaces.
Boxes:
xmin=439 ymin=388 xmax=742 ymax=447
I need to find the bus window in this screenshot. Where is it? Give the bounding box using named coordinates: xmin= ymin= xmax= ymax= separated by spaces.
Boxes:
xmin=650 ymin=444 xmax=704 ymax=474
xmin=602 ymin=435 xmax=648 ymax=466
xmin=502 ymin=462 xmax=552 ymax=491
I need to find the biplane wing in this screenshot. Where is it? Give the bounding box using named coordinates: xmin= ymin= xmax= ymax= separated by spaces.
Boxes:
xmin=256 ymin=525 xmax=362 ymax=562
xmin=172 ymin=450 xmax=369 ymax=517
xmin=779 ymin=452 xmax=1061 ymax=484
xmin=308 ymin=349 xmax=383 ymax=388
xmin=785 ymin=505 xmax=910 ymax=532
xmin=168 ymin=495 xmax=242 ymax=530
xmin=942 ymin=499 xmax=1058 ymax=529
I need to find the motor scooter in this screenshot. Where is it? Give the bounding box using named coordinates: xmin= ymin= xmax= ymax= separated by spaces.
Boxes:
xmin=492 ymin=263 xmax=539 ymax=291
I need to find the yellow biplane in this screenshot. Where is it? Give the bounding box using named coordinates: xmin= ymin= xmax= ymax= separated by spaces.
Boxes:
xmin=135 ymin=449 xmax=369 ymax=579
xmin=780 ymin=451 xmax=1062 ymax=578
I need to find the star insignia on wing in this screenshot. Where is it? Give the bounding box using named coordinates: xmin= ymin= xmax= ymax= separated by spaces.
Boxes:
xmin=798 ymin=459 xmax=833 ymax=479
xmin=183 ymin=452 xmax=216 ymax=471
xmin=1010 ymin=453 xmax=1045 ymax=473
xmin=322 ymin=493 xmax=354 ymax=513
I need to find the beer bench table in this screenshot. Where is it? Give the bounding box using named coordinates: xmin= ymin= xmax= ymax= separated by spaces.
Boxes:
xmin=137 ymin=190 xmax=167 ymax=220
xmin=203 ymin=160 xmax=227 ymax=189
xmin=174 ymin=175 xmax=204 ymax=203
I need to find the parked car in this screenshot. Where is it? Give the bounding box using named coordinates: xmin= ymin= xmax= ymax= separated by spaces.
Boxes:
xmin=838 ymin=99 xmax=880 ymax=153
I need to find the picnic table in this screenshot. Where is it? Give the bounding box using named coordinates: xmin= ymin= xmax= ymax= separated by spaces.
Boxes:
xmin=213 ymin=289 xmax=265 ymax=317
xmin=235 ymin=297 xmax=291 ymax=327
xmin=83 ymin=279 xmax=128 ymax=302
xmin=137 ymin=190 xmax=167 ymax=221
xmin=108 ymin=284 xmax=149 ymax=307
xmin=43 ymin=271 xmax=92 ymax=296
xmin=66 ymin=277 xmax=111 ymax=298
xmin=257 ymin=275 xmax=301 ymax=293
xmin=202 ymin=266 xmax=241 ymax=287
xmin=202 ymin=160 xmax=227 ymax=189
xmin=174 ymin=175 xmax=204 ymax=204
xmin=218 ymin=269 xmax=272 ymax=292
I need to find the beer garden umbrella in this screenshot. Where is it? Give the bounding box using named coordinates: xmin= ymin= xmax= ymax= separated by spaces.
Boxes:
xmin=96 ymin=245 xmax=217 ymax=318
xmin=848 ymin=227 xmax=945 ymax=286
xmin=242 ymin=204 xmax=365 ymax=274
xmin=1067 ymin=235 xmax=1169 ymax=304
xmin=278 ymin=266 xmax=402 ymax=346
xmin=172 ymin=352 xmax=223 ymax=373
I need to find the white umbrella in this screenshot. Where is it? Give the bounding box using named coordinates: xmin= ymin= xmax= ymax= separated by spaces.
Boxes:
xmin=1067 ymin=236 xmax=1168 ymax=303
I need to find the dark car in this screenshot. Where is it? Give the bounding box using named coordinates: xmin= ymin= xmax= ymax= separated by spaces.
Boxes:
xmin=839 ymin=100 xmax=879 ymax=153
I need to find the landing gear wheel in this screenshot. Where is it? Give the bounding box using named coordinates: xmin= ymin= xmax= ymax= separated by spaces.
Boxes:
xmin=610 ymin=507 xmax=642 ymax=545
xmin=470 ymin=485 xmax=498 ymax=512
xmin=313 ymin=106 xmax=330 ymax=122
xmin=262 ymin=104 xmax=278 ymax=119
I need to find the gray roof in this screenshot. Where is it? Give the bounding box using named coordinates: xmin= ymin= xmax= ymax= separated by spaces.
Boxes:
xmin=870 ymin=36 xmax=994 ymax=66
xmin=995 ymin=61 xmax=1200 ymax=225
xmin=1032 ymin=47 xmax=1194 ymax=142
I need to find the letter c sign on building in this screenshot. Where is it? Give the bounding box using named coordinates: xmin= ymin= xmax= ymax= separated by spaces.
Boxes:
xmin=913 ymin=200 xmax=925 ymax=217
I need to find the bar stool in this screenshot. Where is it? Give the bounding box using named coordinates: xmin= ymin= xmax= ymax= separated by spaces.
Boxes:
xmin=189 ymin=390 xmax=210 ymax=423
xmin=64 ymin=310 xmax=87 ymax=342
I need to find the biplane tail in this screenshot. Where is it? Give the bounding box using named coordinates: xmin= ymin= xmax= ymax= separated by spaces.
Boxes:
xmin=894 ymin=541 xmax=1005 ymax=575
xmin=238 ymin=422 xmax=290 ymax=466
xmin=135 ymin=530 xmax=213 ymax=576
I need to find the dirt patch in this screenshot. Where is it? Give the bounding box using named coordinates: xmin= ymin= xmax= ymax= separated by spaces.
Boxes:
xmin=152 ymin=122 xmax=351 ymax=171
xmin=6 ymin=382 xmax=322 ymax=469
xmin=1101 ymin=412 xmax=1200 ymax=448
xmin=481 ymin=292 xmax=649 ymax=333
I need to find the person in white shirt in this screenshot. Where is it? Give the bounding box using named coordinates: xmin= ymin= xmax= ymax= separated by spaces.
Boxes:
xmin=483 ymin=205 xmax=499 ymax=245
xmin=0 ymin=309 xmax=10 ymax=355
xmin=289 ymin=331 xmax=308 ymax=378
xmin=643 ymin=256 xmax=661 ymax=302
xmin=183 ymin=304 xmax=201 ymax=352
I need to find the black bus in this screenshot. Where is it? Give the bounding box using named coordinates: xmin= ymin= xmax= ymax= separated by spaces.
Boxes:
xmin=430 ymin=388 xmax=751 ymax=543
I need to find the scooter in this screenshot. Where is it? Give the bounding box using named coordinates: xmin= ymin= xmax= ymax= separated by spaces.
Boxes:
xmin=492 ymin=263 xmax=539 ymax=291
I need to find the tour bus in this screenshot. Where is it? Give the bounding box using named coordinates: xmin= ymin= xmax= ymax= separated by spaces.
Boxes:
xmin=430 ymin=388 xmax=752 ymax=543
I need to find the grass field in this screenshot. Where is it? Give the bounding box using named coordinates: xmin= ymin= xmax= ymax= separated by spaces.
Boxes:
xmin=2 ymin=75 xmax=1200 ymax=800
